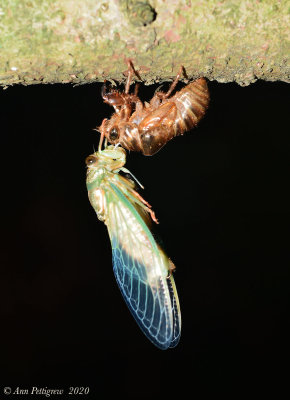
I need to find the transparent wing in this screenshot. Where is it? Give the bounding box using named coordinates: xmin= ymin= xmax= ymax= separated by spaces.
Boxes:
xmin=167 ymin=274 xmax=181 ymax=348
xmin=107 ymin=183 xmax=181 ymax=349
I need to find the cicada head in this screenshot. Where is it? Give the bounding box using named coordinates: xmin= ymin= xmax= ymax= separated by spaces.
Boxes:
xmin=100 ymin=118 xmax=122 ymax=145
xmin=86 ymin=145 xmax=126 ymax=172
xmin=102 ymin=120 xmax=143 ymax=153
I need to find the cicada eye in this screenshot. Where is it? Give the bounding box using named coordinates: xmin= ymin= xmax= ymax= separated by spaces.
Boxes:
xmin=109 ymin=127 xmax=119 ymax=141
xmin=85 ymin=155 xmax=97 ymax=166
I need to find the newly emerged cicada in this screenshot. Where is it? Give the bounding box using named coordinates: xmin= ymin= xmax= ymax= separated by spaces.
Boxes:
xmin=99 ymin=60 xmax=209 ymax=155
xmin=86 ymin=142 xmax=181 ymax=349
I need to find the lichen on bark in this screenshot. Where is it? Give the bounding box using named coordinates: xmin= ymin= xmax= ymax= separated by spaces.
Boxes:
xmin=0 ymin=0 xmax=289 ymax=87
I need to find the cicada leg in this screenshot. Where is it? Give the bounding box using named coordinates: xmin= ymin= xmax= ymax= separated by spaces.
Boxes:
xmin=130 ymin=188 xmax=159 ymax=224
xmin=131 ymin=189 xmax=152 ymax=208
xmin=88 ymin=188 xmax=107 ymax=222
xmin=125 ymin=59 xmax=142 ymax=94
xmin=98 ymin=118 xmax=108 ymax=151
xmin=145 ymin=207 xmax=158 ymax=224
xmin=162 ymin=66 xmax=186 ymax=99
xmin=167 ymin=259 xmax=176 ymax=278
xmin=149 ymin=66 xmax=185 ymax=108
xmin=114 ymin=175 xmax=159 ymax=224
xmin=134 ymin=82 xmax=140 ymax=96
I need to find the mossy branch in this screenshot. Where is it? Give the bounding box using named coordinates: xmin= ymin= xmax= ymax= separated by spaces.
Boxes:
xmin=0 ymin=0 xmax=289 ymax=87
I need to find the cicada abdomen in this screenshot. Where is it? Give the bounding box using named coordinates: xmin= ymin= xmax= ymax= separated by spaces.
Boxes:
xmin=134 ymin=77 xmax=209 ymax=155
xmin=99 ymin=61 xmax=210 ymax=156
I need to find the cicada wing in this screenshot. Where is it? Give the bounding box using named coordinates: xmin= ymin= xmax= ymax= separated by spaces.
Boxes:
xmin=167 ymin=274 xmax=181 ymax=348
xmin=112 ymin=241 xmax=174 ymax=349
xmin=107 ymin=183 xmax=181 ymax=349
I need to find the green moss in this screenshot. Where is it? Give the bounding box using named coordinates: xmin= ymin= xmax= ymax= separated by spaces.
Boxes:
xmin=0 ymin=0 xmax=289 ymax=86
xmin=119 ymin=0 xmax=156 ymax=27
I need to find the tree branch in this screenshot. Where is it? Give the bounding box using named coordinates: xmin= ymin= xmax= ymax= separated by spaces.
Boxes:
xmin=0 ymin=0 xmax=289 ymax=87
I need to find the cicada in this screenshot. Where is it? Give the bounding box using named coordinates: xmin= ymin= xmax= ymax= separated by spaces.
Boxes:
xmin=99 ymin=60 xmax=209 ymax=155
xmin=86 ymin=142 xmax=181 ymax=349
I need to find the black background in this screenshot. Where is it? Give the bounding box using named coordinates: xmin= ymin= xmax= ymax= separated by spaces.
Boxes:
xmin=0 ymin=76 xmax=289 ymax=397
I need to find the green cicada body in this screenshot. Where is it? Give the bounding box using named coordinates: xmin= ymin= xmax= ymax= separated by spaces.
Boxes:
xmin=86 ymin=145 xmax=181 ymax=349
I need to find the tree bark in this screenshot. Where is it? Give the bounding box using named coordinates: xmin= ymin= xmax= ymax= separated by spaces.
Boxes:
xmin=0 ymin=0 xmax=289 ymax=87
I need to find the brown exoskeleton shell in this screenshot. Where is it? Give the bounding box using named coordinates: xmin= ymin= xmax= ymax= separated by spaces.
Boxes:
xmin=99 ymin=61 xmax=209 ymax=156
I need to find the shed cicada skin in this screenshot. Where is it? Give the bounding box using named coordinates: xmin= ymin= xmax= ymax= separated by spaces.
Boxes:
xmin=99 ymin=60 xmax=210 ymax=156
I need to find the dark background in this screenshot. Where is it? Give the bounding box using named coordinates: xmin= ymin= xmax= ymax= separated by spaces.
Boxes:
xmin=0 ymin=76 xmax=289 ymax=396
